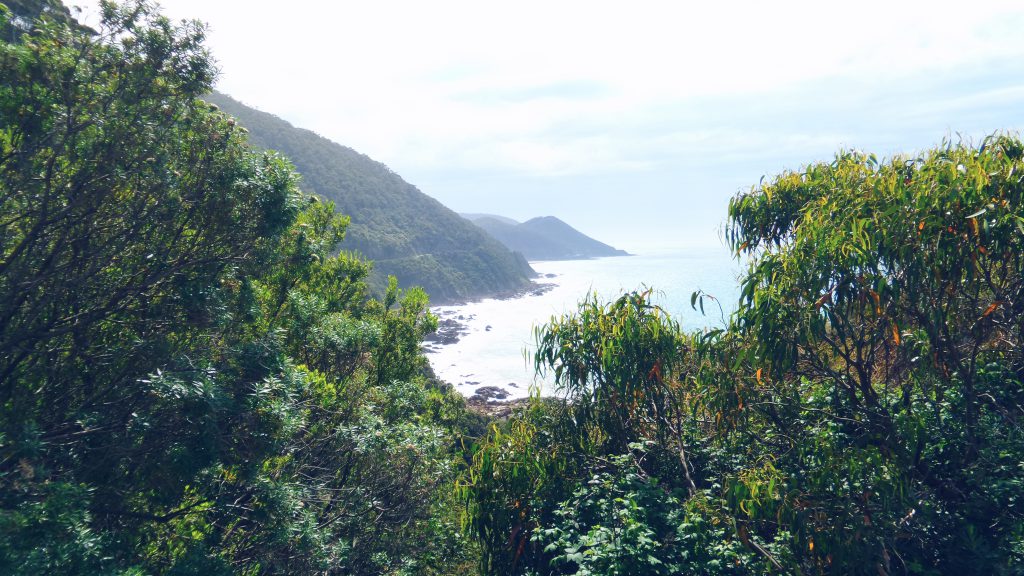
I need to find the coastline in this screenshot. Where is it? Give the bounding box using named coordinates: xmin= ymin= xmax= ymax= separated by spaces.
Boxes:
xmin=421 ymin=249 xmax=736 ymax=404
xmin=421 ymin=254 xmax=644 ymax=402
xmin=422 ymin=277 xmax=557 ymax=348
xmin=421 ymin=276 xmax=559 ymax=402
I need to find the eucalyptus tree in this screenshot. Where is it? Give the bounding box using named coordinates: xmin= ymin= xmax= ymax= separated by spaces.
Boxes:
xmin=721 ymin=136 xmax=1024 ymax=573
xmin=463 ymin=136 xmax=1024 ymax=575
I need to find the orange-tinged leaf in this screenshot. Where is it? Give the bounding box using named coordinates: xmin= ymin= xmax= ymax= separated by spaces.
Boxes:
xmin=756 ymin=368 xmax=762 ymax=384
xmin=892 ymin=325 xmax=901 ymax=345
xmin=982 ymin=301 xmax=1000 ymax=317
xmin=918 ymin=220 xmax=925 ymax=231
xmin=809 ymin=538 xmax=814 ymax=552
xmin=813 ymin=292 xmax=832 ymax=311
xmin=647 ymin=360 xmax=663 ymax=383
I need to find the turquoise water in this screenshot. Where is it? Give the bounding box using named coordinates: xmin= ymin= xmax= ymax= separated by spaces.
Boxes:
xmin=426 ymin=244 xmax=743 ymax=398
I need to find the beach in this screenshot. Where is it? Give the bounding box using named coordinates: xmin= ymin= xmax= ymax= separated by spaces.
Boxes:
xmin=424 ymin=247 xmax=741 ymax=400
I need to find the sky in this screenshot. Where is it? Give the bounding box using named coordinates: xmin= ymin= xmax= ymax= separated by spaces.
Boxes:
xmin=70 ymin=0 xmax=1024 ymax=252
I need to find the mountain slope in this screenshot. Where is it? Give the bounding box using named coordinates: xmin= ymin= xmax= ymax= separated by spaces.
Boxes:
xmin=206 ymin=93 xmax=534 ymax=303
xmin=460 ymin=213 xmax=519 ymax=226
xmin=466 ymin=214 xmax=629 ymax=260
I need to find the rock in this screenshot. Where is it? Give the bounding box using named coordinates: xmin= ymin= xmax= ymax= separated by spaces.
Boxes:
xmin=423 ymin=317 xmax=468 ymax=345
xmin=464 ymin=396 xmax=531 ymax=419
xmin=470 ymin=386 xmax=510 ymax=402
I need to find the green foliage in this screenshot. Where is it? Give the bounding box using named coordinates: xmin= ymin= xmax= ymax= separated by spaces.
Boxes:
xmin=724 ymin=137 xmax=1024 ymax=573
xmin=533 ymin=453 xmax=759 ymax=576
xmin=367 ymin=276 xmax=438 ymax=387
xmin=534 ymin=290 xmax=683 ymax=454
xmin=0 ymin=3 xmax=481 ymax=573
xmin=463 ymin=137 xmax=1024 ymax=575
xmin=458 ymin=401 xmax=573 ymax=575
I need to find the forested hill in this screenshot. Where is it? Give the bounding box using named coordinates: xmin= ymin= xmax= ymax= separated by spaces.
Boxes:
xmin=465 ymin=213 xmax=629 ymax=260
xmin=4 ymin=0 xmax=88 ymax=33
xmin=205 ymin=92 xmax=535 ymax=303
xmin=5 ymin=0 xmax=74 ymax=22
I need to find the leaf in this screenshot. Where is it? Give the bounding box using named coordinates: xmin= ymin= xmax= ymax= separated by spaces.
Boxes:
xmin=982 ymin=301 xmax=1001 ymax=317
xmin=891 ymin=324 xmax=900 ymax=345
xmin=813 ymin=292 xmax=832 ymax=311
xmin=966 ymin=208 xmax=987 ymax=219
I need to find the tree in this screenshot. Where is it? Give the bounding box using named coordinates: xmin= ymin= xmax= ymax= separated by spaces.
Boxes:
xmin=0 ymin=3 xmax=476 ymax=573
xmin=463 ymin=137 xmax=1024 ymax=575
xmin=722 ymin=138 xmax=1024 ymax=573
xmin=0 ymin=1 xmax=304 ymax=571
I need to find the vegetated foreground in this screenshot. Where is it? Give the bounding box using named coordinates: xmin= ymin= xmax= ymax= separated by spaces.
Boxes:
xmin=1 ymin=2 xmax=1022 ymax=575
xmin=0 ymin=4 xmax=480 ymax=574
xmin=462 ymin=140 xmax=1024 ymax=574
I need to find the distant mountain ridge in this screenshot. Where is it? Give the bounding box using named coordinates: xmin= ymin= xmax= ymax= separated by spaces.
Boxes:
xmin=206 ymin=93 xmax=535 ymax=304
xmin=460 ymin=213 xmax=520 ymax=226
xmin=463 ymin=214 xmax=629 ymax=261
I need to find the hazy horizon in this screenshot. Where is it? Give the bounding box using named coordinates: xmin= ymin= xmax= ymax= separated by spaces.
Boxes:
xmin=70 ymin=0 xmax=1024 ymax=253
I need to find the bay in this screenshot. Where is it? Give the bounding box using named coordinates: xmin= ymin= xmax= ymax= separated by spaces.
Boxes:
xmin=425 ymin=244 xmax=743 ymax=399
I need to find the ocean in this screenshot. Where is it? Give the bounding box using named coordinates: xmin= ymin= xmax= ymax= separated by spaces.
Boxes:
xmin=425 ymin=244 xmax=743 ymax=399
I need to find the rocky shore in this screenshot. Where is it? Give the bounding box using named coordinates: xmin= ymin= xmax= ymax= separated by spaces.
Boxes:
xmin=422 ymin=276 xmax=561 ymax=404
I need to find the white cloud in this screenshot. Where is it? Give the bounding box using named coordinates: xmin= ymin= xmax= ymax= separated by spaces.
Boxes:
xmin=68 ymin=0 xmax=1024 ymax=243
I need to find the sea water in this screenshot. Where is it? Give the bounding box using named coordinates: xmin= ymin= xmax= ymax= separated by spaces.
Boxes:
xmin=425 ymin=244 xmax=743 ymax=399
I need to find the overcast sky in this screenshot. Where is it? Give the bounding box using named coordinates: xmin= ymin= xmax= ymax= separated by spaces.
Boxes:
xmin=71 ymin=0 xmax=1024 ymax=251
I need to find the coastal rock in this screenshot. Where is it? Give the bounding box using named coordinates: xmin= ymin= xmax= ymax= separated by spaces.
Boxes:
xmin=423 ymin=317 xmax=468 ymax=345
xmin=464 ymin=396 xmax=531 ymax=419
xmin=469 ymin=386 xmax=510 ymax=402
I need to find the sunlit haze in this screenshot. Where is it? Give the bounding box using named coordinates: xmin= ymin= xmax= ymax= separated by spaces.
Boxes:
xmin=71 ymin=0 xmax=1024 ymax=251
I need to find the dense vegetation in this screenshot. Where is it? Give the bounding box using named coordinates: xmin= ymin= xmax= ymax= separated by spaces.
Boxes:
xmin=204 ymin=93 xmax=535 ymax=304
xmin=464 ymin=215 xmax=628 ymax=261
xmin=0 ymin=3 xmax=482 ymax=573
xmin=461 ymin=139 xmax=1024 ymax=574
xmin=4 ymin=1 xmax=1023 ymax=575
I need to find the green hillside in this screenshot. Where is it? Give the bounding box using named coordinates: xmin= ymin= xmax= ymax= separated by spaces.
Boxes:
xmin=4 ymin=0 xmax=74 ymax=22
xmin=206 ymin=93 xmax=534 ymax=303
